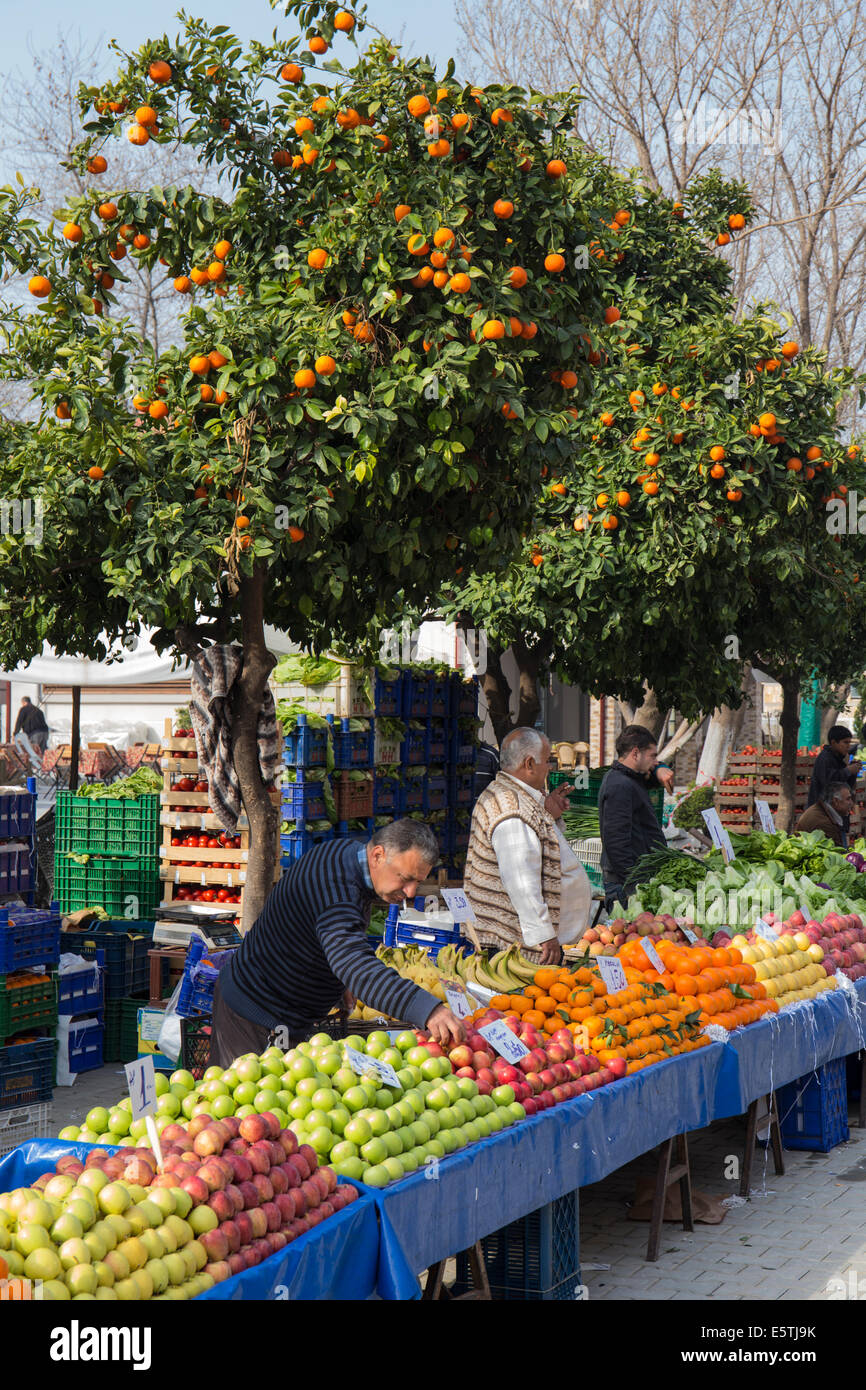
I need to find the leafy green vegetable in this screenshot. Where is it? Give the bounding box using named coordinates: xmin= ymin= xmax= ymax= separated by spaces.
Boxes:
xmin=77 ymin=769 xmax=162 ymax=800
xmin=671 ymin=784 xmax=716 ymax=829
xmin=272 ymin=654 xmax=342 ymax=687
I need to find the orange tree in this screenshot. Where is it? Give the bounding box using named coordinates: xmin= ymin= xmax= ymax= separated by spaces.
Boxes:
xmin=0 ymin=1 xmax=657 ymax=920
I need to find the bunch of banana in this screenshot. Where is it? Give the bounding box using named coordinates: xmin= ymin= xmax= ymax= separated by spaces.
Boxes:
xmin=441 ymin=944 xmax=538 ymax=993
xmin=349 ymin=944 xmax=461 ymax=1018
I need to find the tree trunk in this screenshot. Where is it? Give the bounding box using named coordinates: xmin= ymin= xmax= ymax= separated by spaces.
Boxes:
xmin=629 ymin=686 xmax=667 ymax=740
xmin=776 ymin=674 xmax=802 ymax=832
xmin=511 ymin=636 xmax=543 ymax=730
xmin=820 ymin=685 xmax=851 ymax=743
xmin=231 ymin=565 xmax=279 ymax=933
xmin=695 ymin=667 xmax=752 ymax=785
xmin=658 ymin=716 xmax=704 ymax=766
xmin=68 ymin=685 xmax=81 ymax=793
xmin=481 ymin=640 xmax=544 ymax=744
xmin=480 ymin=643 xmax=514 ymax=747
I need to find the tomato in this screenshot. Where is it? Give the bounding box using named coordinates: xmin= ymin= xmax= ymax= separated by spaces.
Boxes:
xmin=171 ymin=836 xmax=182 ymax=846
xmin=206 ymin=837 xmax=220 ymax=848
xmin=200 ymin=889 xmax=216 ymax=902
xmin=195 ymin=780 xmax=209 ymax=793
xmin=216 ymin=888 xmax=230 ymax=902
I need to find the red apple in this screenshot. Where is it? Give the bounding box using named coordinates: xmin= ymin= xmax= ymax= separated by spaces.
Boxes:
xmin=220 ymin=1219 xmax=241 ymax=1253
xmin=235 ymin=1212 xmax=254 ymax=1245
xmin=181 ymin=1175 xmax=210 ymax=1205
xmin=221 ymin=1116 xmax=241 ymax=1138
xmin=262 ymin=1201 xmax=282 ymax=1233
xmin=248 ymin=1207 xmax=268 ymax=1239
xmin=607 ymin=1057 xmax=628 ymax=1079
xmin=238 ymin=1180 xmax=260 ymax=1210
xmin=239 ymin=1115 xmax=270 ymax=1144
xmin=455 ymin=1066 xmax=476 ymax=1080
xmin=297 ymin=1145 xmax=318 ymax=1175
xmin=476 ymin=1079 xmax=493 ymax=1096
xmin=448 ymin=1044 xmax=474 ymax=1070
xmin=476 ymin=1067 xmax=496 ymax=1087
xmin=204 ymin=1259 xmax=232 ymax=1283
xmin=278 ymin=1131 xmax=299 ymax=1157
xmin=207 ymin=1190 xmax=234 ymax=1222
xmin=288 ymin=1153 xmax=311 ymax=1183
xmin=197 ymin=1160 xmax=228 ymax=1193
xmin=269 ymin=1166 xmax=288 ymax=1195
xmin=301 ymin=1178 xmax=321 ymax=1209
xmin=247 ymin=1145 xmax=272 ymax=1175
xmin=228 ymin=1137 xmax=250 ymax=1155
xmin=318 ymin=1201 xmax=335 ymax=1221
xmin=228 ymin=1251 xmax=247 ymax=1276
xmin=199 ymin=1227 xmax=230 ymax=1262
xmin=224 ymin=1153 xmax=253 ymax=1184
xmin=267 ymin=1231 xmax=287 ymax=1253
xmin=258 ymin=1113 xmax=281 ymax=1140
xmin=252 ymin=1173 xmax=274 ymax=1203
xmin=187 ymin=1114 xmax=213 ymax=1139
xmin=224 ymin=1183 xmax=244 ymax=1214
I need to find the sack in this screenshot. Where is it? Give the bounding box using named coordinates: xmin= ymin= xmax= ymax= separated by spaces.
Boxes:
xmin=156 ymin=979 xmax=184 ymax=1064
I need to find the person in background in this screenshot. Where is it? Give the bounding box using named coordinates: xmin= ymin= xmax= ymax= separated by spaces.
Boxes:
xmin=464 ymin=727 xmax=591 ymax=966
xmin=598 ymin=725 xmax=675 ymax=913
xmin=808 ymin=725 xmax=860 ymax=807
xmin=796 ymin=778 xmax=852 ymax=849
xmin=209 ymin=819 xmax=465 ymax=1068
xmin=473 ymin=739 xmax=501 ymax=799
xmin=13 ymin=696 xmax=49 ymax=754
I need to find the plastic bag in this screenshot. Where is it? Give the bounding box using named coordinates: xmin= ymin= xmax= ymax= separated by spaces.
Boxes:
xmin=156 ymin=979 xmax=183 ymax=1064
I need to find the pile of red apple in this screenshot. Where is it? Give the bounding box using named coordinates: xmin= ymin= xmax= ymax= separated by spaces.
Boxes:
xmin=45 ymin=1111 xmax=358 ymax=1287
xmin=778 ymin=909 xmax=866 ymax=982
xmin=446 ymin=1012 xmax=625 ymax=1117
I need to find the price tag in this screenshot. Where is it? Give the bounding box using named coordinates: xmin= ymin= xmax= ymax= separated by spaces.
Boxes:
xmin=200 ymin=815 xmax=208 ymax=831
xmin=344 ymin=1044 xmax=402 ymax=1089
xmin=479 ymin=1020 xmax=530 ymax=1062
xmin=596 ymin=956 xmax=627 ymax=993
xmin=444 ymin=983 xmax=471 ymax=1019
xmin=440 ymin=887 xmax=475 ymax=922
xmin=641 ymin=940 xmax=666 ymax=974
xmin=681 ymin=926 xmax=699 ymax=945
xmin=175 ymin=816 xmax=181 ymax=831
xmin=754 ymin=918 xmax=778 ymax=942
xmin=701 ymin=808 xmax=735 ymax=863
xmin=227 ymin=873 xmax=233 ymax=887
xmin=755 ymin=799 xmax=776 ymax=833
xmin=125 ymin=1056 xmax=157 ymax=1122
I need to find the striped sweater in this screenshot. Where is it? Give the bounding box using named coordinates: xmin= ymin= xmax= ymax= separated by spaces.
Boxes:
xmin=220 ymin=838 xmax=439 ymax=1033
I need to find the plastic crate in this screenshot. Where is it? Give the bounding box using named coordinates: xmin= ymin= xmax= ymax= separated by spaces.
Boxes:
xmin=454 ymin=1190 xmax=581 ymax=1300
xmin=373 ymin=775 xmax=400 ymax=815
xmin=273 ymin=662 xmax=374 ymax=719
xmin=402 ymin=673 xmax=433 ymax=720
xmin=330 ymin=717 xmax=374 ymax=769
xmin=427 ymin=721 xmax=449 ymax=765
xmin=374 ymin=672 xmax=402 ymax=717
xmin=280 ymin=826 xmax=335 ymax=863
xmin=393 ymin=916 xmax=462 ymax=959
xmin=0 ymin=1100 xmax=53 ymax=1157
xmin=0 ymin=907 xmax=62 ymax=973
xmin=181 ymin=1014 xmax=212 ymax=1079
xmin=55 ymin=792 xmax=160 ymax=857
xmin=66 ymin=1017 xmax=104 ymax=1074
xmin=568 ymin=837 xmax=604 ymax=893
xmin=373 ymin=721 xmax=403 ymax=766
xmin=424 ymin=772 xmax=449 ymax=813
xmin=449 ymin=813 xmax=471 ymax=856
xmin=0 ymin=972 xmax=57 ymax=1045
xmin=282 ymin=715 xmax=330 ymax=768
xmin=54 ymin=855 xmax=160 ymax=917
xmin=401 ymin=726 xmax=429 ymax=767
xmin=334 ymin=818 xmax=375 ymax=844
xmin=57 ymin=960 xmax=102 ymax=1016
xmin=280 ymin=769 xmax=330 ymax=820
xmin=59 ymin=920 xmax=156 ymax=1000
xmin=104 ymin=997 xmax=142 ymax=1063
xmin=333 ymin=771 xmax=374 ymax=820
xmin=778 ymin=1058 xmax=850 ymax=1152
xmin=0 ymin=842 xmax=34 ymax=896
xmin=449 ymin=770 xmax=475 ymax=807
xmin=553 ymin=770 xmax=664 ymax=824
xmin=0 ymin=1036 xmax=56 ymax=1109
xmin=0 ymin=791 xmax=36 ymax=840
xmin=449 ymin=725 xmax=479 ymax=767
xmin=398 ymin=774 xmax=426 ymax=813
xmin=383 ymin=898 xmax=427 ymax=945
xmin=430 ymin=677 xmax=450 ymax=718
xmin=451 ymin=674 xmax=479 ymax=718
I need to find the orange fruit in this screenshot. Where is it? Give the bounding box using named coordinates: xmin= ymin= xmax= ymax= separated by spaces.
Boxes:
xmin=334 ymin=10 xmax=355 ymax=30
xmin=614 ymin=209 xmax=631 ymax=226
xmin=560 ymin=370 xmax=578 ymax=389
xmin=303 ymin=146 xmax=319 ymax=164
xmin=281 ymin=62 xmax=304 ymax=83
xmin=353 ymin=321 xmax=374 ymax=342
xmin=199 ymin=384 xmax=214 ymax=402
xmin=433 ymin=269 xmax=448 ymax=288
xmin=781 ymin=340 xmax=799 ymax=359
xmin=786 ymin=457 xmax=802 ymax=472
xmin=482 ymin=319 xmax=505 ymax=340
xmin=375 ymin=134 xmax=391 ymax=152
xmin=133 ymin=233 xmax=150 ymax=249
xmin=407 ymin=234 xmax=429 ymax=256
xmin=87 ymin=155 xmax=107 ymax=173
xmin=643 ymin=479 xmax=659 ymax=495
xmin=433 ymin=227 xmax=455 ymax=249
xmin=709 ymin=445 xmax=725 ymax=462
xmin=208 ymin=350 xmax=228 ymax=369
xmin=451 ymin=112 xmax=471 ymax=131
xmin=288 ymin=525 xmax=306 ymax=542
xmin=604 ymin=305 xmax=621 ymax=324
xmin=407 ymin=95 xmax=431 ymax=118
xmin=521 ymin=321 xmax=537 ymax=339
xmin=448 ymin=272 xmax=470 ymax=293
xmin=493 ymin=198 xmax=514 ymax=219
xmin=149 ymin=60 xmax=173 ymax=83
xmin=132 ymin=394 xmax=149 ymax=412
xmin=600 ymin=411 xmax=615 ymax=426
xmin=294 ymin=368 xmax=317 ymax=389
xmin=728 ymin=212 xmax=745 ymax=229
xmin=63 ymin=222 xmax=83 ymax=242
xmin=215 ymin=389 xmax=229 ymax=405
xmin=55 ymin=400 xmax=71 ymax=419
xmin=395 ymin=204 xmax=411 ymax=222
xmin=544 ymin=252 xmax=565 ymax=273
xmin=709 ymin=463 xmax=725 ymax=479
xmin=309 ymin=36 xmax=329 ymax=55
xmin=427 ymin=139 xmax=451 ymax=157
xmin=602 ymin=514 xmax=618 ymax=530
xmin=315 ymin=354 xmax=336 ymax=376
xmin=759 ymin=412 xmax=776 ymax=431
xmin=502 ymin=403 xmax=518 ymax=420
xmin=206 ymin=261 xmax=226 ymax=282
xmin=87 ymin=465 xmax=104 ymax=479
xmin=546 ymin=159 xmax=567 ymax=178
xmin=596 ymin=492 xmax=610 ymax=507
xmin=717 ymin=232 xmax=731 ymax=245
xmin=507 ymin=265 xmax=528 ymax=289
xmin=214 ymin=239 xmax=232 ymax=260
xmin=98 ymin=202 xmax=118 ymax=220
xmin=148 ymin=400 xmax=168 ymax=419
xmin=430 ymin=250 xmax=448 ymax=268
xmin=28 ymin=275 xmax=51 ymax=297
xmin=726 ymin=488 xmax=742 ymax=501
xmin=491 ymin=107 xmax=512 ymax=125
xmin=189 ymin=354 xmax=210 ymax=375
xmin=135 ymin=105 xmax=158 ymax=127
xmin=307 ymin=248 xmax=328 ymax=270
xmin=616 ymin=489 xmax=630 ymax=507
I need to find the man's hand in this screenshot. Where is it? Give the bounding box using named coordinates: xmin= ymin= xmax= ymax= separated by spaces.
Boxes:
xmin=424 ymin=1004 xmax=465 ymax=1048
xmin=538 ymin=936 xmax=563 ymax=965
xmin=341 ymin=988 xmax=356 ymax=1011
xmin=544 ymin=787 xmax=571 ymax=819
xmin=656 ymin=766 xmax=675 ymax=793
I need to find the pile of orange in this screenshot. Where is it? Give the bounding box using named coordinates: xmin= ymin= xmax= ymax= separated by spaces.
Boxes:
xmin=618 ymin=939 xmax=779 ymax=1029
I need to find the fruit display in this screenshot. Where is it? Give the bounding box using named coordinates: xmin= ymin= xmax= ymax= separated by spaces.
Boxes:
xmin=775 ymin=910 xmax=866 ymax=983
xmin=348 ymin=943 xmax=540 ymax=1020
xmin=463 ymin=1002 xmax=626 ymax=1101
xmin=0 ymin=1114 xmax=356 ymax=1300
xmin=620 ymin=939 xmax=780 ymax=1028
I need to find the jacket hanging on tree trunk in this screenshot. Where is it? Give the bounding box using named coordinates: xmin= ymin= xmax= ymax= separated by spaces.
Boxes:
xmin=190 ymin=645 xmax=283 ymax=833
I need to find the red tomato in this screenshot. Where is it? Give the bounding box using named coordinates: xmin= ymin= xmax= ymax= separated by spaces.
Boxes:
xmin=216 ymin=888 xmax=230 ymax=902
xmin=200 ymin=889 xmax=216 ymax=902
xmin=206 ymin=837 xmax=220 ymax=849
xmin=171 ymin=836 xmax=182 ymax=846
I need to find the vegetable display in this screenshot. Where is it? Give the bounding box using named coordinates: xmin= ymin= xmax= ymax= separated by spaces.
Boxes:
xmin=670 ymin=784 xmax=716 ymax=830
xmin=76 ymin=769 xmax=162 ymax=799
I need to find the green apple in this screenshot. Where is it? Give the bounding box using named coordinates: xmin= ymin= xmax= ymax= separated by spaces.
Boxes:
xmin=506 ymin=1102 xmax=526 ymax=1122
xmin=170 ymin=1068 xmax=196 ymax=1091
xmin=14 ymin=1222 xmax=51 ymax=1256
xmin=342 ymin=1086 xmax=368 ymax=1113
xmin=156 ymin=1092 xmax=182 ymax=1118
xmin=344 ymin=1116 xmax=372 ymax=1146
xmin=311 ymin=1087 xmax=338 ymax=1111
xmin=455 ymin=1098 xmax=476 ymax=1124
xmin=92 ymin=1260 xmax=115 ymax=1288
xmin=58 ymin=1237 xmax=92 ymax=1269
xmin=118 ymin=1237 xmax=148 ymax=1272
xmin=328 ymin=1105 xmax=351 ymax=1136
xmin=50 ymin=1212 xmax=83 ymax=1245
xmin=202 ymin=1064 xmax=224 ymax=1081
xmin=129 ymin=1119 xmax=149 ymax=1140
xmin=67 ymin=1263 xmax=98 ymax=1296
xmin=382 ymin=1156 xmax=405 ymax=1182
xmin=153 ymin=1071 xmax=171 ymax=1096
xmin=456 ymin=1076 xmax=478 ymax=1098
xmin=91 ymin=1220 xmax=117 ymax=1252
xmin=437 ymin=1128 xmax=459 ymax=1153
xmin=308 ymin=1126 xmax=334 ymax=1156
xmin=154 ymin=1224 xmax=177 ymax=1255
xmin=232 ymin=1081 xmax=258 ymax=1107
xmin=362 ymin=1164 xmax=390 ymax=1188
xmin=425 ymin=1086 xmax=449 ymax=1111
xmin=24 ymin=1246 xmax=62 ymax=1281
xmin=288 ymin=1096 xmax=312 ymax=1120
xmin=305 ymin=1109 xmax=333 ymax=1131
xmin=103 ymin=1213 xmax=132 ymax=1242
xmin=257 ymin=1073 xmax=282 ymax=1094
xmin=40 ymin=1279 xmax=71 ymax=1300
xmin=332 ymin=1067 xmax=357 ymax=1094
xmin=366 ymin=1109 xmax=390 ymax=1137
xmin=380 ymin=1048 xmax=403 ymax=1070
xmin=462 ymin=1120 xmax=481 ymax=1143
xmin=145 ymin=1257 xmax=169 ymax=1295
xmin=329 ymin=1139 xmax=359 ymax=1167
xmin=235 ymin=1105 xmax=256 ymax=1119
xmin=107 ymin=1109 xmax=132 ymax=1137
xmin=360 ymin=1136 xmax=388 ymax=1165
xmin=83 ymin=1231 xmax=108 ymax=1262
xmin=381 ymin=1130 xmax=404 ymax=1157
xmin=421 ymin=1109 xmax=441 ymax=1135
xmin=317 ymin=1050 xmax=342 ymax=1077
xmin=58 ymin=1125 xmax=81 ymax=1142
xmin=140 ymin=1230 xmax=166 ymax=1260
xmin=85 ymin=1106 xmax=110 ymax=1133
xmin=399 ymin=1149 xmax=419 ymax=1173
xmin=394 ymin=1030 xmax=417 ymax=1053
xmin=94 ymin=1286 xmax=118 ymax=1300
xmin=269 ymin=1107 xmax=289 ymax=1130
xmin=442 ymin=1078 xmax=461 ymax=1103
xmin=165 ymin=1215 xmax=193 ymax=1246
xmin=114 ymin=1277 xmax=141 ymax=1301
xmin=211 ymin=1094 xmax=237 ymax=1119
xmin=20 ymin=1197 xmax=56 ymax=1227
xmin=288 ymin=1056 xmax=315 ymax=1082
xmin=103 ymin=1249 xmax=131 ymax=1282
xmin=189 ymin=1205 xmax=218 ymax=1234
xmin=335 ymin=1155 xmax=365 ymax=1181
xmin=79 ymin=1169 xmax=109 ymax=1197
xmin=395 ymin=1125 xmax=415 ymax=1152
xmin=254 ymin=1090 xmax=280 ymax=1113
xmin=406 ymin=1046 xmax=430 ymax=1066
xmin=181 ymin=1095 xmax=198 ymax=1119
xmin=169 ymin=1189 xmax=192 ymax=1220
xmin=275 ymin=1089 xmax=294 ymax=1110
xmin=409 ymin=1119 xmax=431 ymax=1146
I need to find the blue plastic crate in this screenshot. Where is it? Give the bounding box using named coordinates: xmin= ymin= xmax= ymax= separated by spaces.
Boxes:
xmin=0 ymin=907 xmax=62 ymax=973
xmin=402 ymin=673 xmax=433 ymax=720
xmin=281 ymin=769 xmax=330 ymax=820
xmin=374 ymin=672 xmax=402 ymax=716
xmin=67 ymin=1017 xmax=104 ymax=1074
xmin=59 ymin=920 xmax=155 ymax=1001
xmin=334 ymin=818 xmax=375 ymax=844
xmin=448 ymin=770 xmax=475 ymax=807
xmin=424 ymin=772 xmax=448 ymax=813
xmin=428 ymin=721 xmax=449 ymax=765
xmin=282 ymin=714 xmax=329 ymax=768
xmin=430 ymin=678 xmax=450 ymax=718
xmin=0 ymin=1036 xmax=56 ymax=1108
xmin=373 ymin=776 xmax=400 ymax=815
xmin=394 ymin=916 xmax=463 ymax=959
xmin=778 ymin=1058 xmax=850 ymax=1152
xmin=280 ymin=826 xmax=335 ymax=863
xmin=401 ymin=726 xmax=429 ymax=766
xmin=383 ymin=898 xmax=427 ymax=945
xmin=451 ymin=674 xmax=479 ymax=718
xmin=449 ymin=725 xmax=479 ymax=766
xmin=0 ymin=791 xmax=36 ymax=840
xmin=329 ymin=716 xmax=374 ymax=769
xmin=449 ymin=813 xmax=471 ymax=856
xmin=0 ymin=844 xmax=34 ymax=896
xmin=455 ymin=1191 xmax=581 ymax=1300
xmin=58 ymin=959 xmax=104 ymax=1016
xmin=398 ymin=776 xmax=426 ymax=813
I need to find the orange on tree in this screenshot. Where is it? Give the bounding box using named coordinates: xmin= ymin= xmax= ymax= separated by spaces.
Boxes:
xmin=728 ymin=212 xmax=745 ymax=229
xmin=493 ymin=198 xmax=514 ymax=219
xmin=86 ymin=154 xmax=107 ymax=173
xmin=508 ymin=265 xmax=527 ymax=288
xmin=482 ymin=319 xmax=505 ymax=340
xmin=307 ymin=248 xmax=328 ymax=269
xmin=189 ymin=354 xmax=211 ymax=374
xmin=544 ymin=252 xmax=565 ymax=273
xmin=315 ymin=354 xmax=336 ymax=376
xmin=334 ymin=10 xmax=355 ymax=31
xmin=394 ymin=204 xmax=411 ymax=222
xmin=546 ymin=159 xmax=566 ymax=178
xmin=148 ymin=400 xmax=169 ymax=419
xmin=149 ymin=59 xmax=172 ymax=83
xmin=281 ymin=62 xmax=303 ymax=83
xmin=407 ymin=94 xmax=431 ymax=118
xmin=28 ymin=275 xmax=51 ymax=297
xmin=604 ymin=305 xmax=621 ymax=324
xmin=309 ymin=36 xmax=329 ymax=55
xmin=63 ymin=223 xmax=83 ymax=243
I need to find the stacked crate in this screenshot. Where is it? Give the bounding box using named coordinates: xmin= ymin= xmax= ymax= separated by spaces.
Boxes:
xmin=59 ymin=918 xmax=165 ymax=1064
xmin=159 ymin=718 xmax=280 ymax=912
xmin=54 ymin=788 xmax=160 ymax=917
xmin=57 ymin=952 xmax=104 ymax=1075
xmin=0 ymin=787 xmax=37 ymax=904
xmin=718 ymin=749 xmax=816 ymax=832
xmin=0 ymin=904 xmax=60 ymax=1153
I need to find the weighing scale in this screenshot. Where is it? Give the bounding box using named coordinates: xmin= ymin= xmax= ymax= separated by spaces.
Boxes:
xmin=153 ymin=903 xmax=243 ymax=949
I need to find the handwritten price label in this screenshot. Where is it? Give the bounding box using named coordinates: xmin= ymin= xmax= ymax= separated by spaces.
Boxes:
xmin=479 ymin=1020 xmax=530 ymax=1062
xmin=596 ymin=956 xmax=627 ymax=993
xmin=125 ymin=1056 xmax=157 ymax=1122
xmin=754 ymin=799 xmax=776 ymax=833
xmin=681 ymin=926 xmax=699 ymax=945
xmin=444 ymin=983 xmax=471 ymax=1019
xmin=344 ymin=1045 xmax=402 ymax=1090
xmin=799 ymin=903 xmax=813 ymax=924
xmin=440 ymin=888 xmax=475 ymax=922
xmin=701 ymin=808 xmax=735 ymax=864
xmin=754 ymin=918 xmax=778 ymax=942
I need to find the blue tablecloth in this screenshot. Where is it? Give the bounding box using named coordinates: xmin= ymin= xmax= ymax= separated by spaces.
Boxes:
xmin=0 ymin=1138 xmax=418 ymax=1302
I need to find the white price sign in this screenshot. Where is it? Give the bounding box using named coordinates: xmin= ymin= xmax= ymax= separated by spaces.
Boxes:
xmin=479 ymin=1020 xmax=530 ymax=1063
xmin=754 ymin=918 xmax=778 ymax=942
xmin=701 ymin=808 xmax=735 ymax=864
xmin=641 ymin=940 xmax=666 ymax=974
xmin=755 ymin=799 xmax=776 ymax=833
xmin=125 ymin=1056 xmax=157 ymax=1122
xmin=344 ymin=1045 xmax=402 ymax=1089
xmin=681 ymin=926 xmax=699 ymax=945
xmin=440 ymin=888 xmax=475 ymax=922
xmin=799 ymin=903 xmax=813 ymax=924
xmin=444 ymin=983 xmax=471 ymax=1019
xmin=596 ymin=956 xmax=627 ymax=994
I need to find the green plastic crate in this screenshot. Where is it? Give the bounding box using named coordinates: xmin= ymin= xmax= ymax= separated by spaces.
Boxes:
xmin=105 ymin=996 xmax=144 ymax=1063
xmin=0 ymin=972 xmax=58 ymax=1046
xmin=55 ymin=793 xmax=160 ymax=858
xmin=53 ymin=856 xmax=160 ymax=917
xmin=550 ymin=770 xmax=664 ymax=825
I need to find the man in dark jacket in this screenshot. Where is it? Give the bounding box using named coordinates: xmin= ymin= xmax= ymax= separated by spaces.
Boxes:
xmin=807 ymin=726 xmax=860 ymax=807
xmin=796 ymin=778 xmax=852 ymax=849
xmin=13 ymin=697 xmax=49 ymax=753
xmin=598 ymin=725 xmax=675 ymax=912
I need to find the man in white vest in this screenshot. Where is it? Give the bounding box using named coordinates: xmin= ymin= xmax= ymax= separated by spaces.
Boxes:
xmin=464 ymin=727 xmax=591 ymax=965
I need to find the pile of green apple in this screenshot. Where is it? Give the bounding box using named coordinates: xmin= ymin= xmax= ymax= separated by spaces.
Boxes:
xmin=58 ymin=1030 xmax=526 ymax=1189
